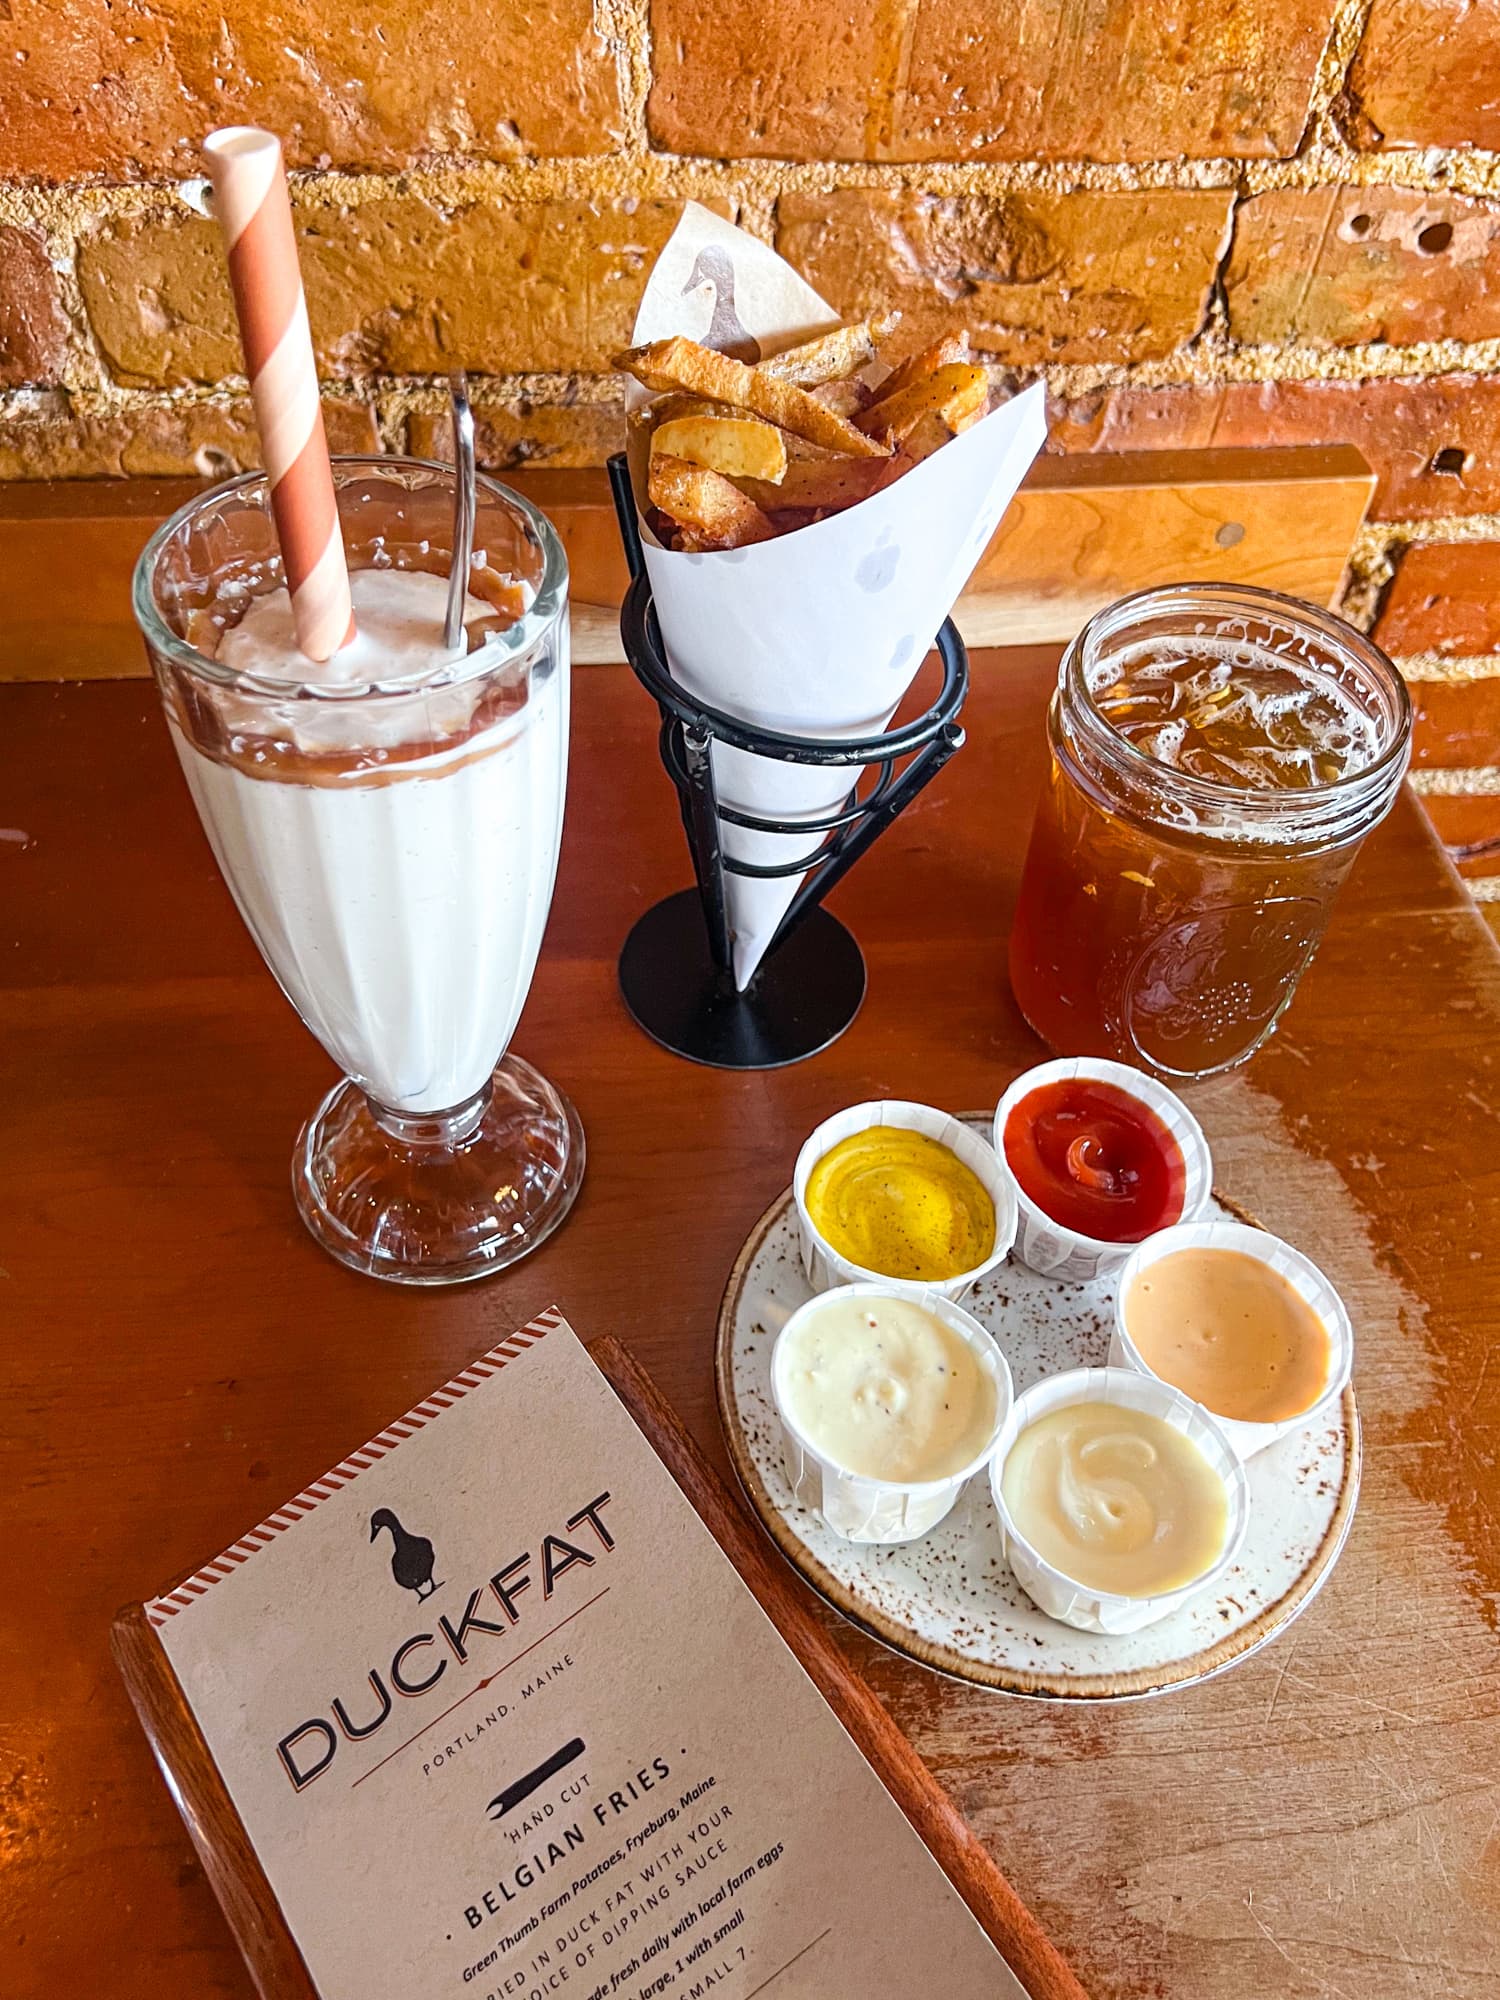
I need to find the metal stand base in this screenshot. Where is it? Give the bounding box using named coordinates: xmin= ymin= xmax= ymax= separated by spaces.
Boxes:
xmin=619 ymin=890 xmax=866 ymax=1070
xmin=606 ymin=453 xmax=967 ymax=1072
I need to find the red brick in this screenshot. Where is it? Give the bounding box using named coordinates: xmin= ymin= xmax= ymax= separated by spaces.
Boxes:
xmin=1346 ymin=0 xmax=1500 ymax=152
xmin=1049 ymin=376 xmax=1500 ymax=520
xmin=776 ymin=189 xmax=1232 ymax=366
xmin=0 ymin=396 xmax=378 ymax=480
xmin=1376 ymin=543 xmax=1500 ymax=658
xmin=0 ymin=226 xmax=70 ymax=387
xmin=1227 ymin=187 xmax=1500 ymax=346
xmin=1407 ymin=673 xmax=1500 ymax=768
xmin=410 ymin=400 xmax=623 ymax=470
xmin=78 ymin=198 xmax=724 ymax=387
xmin=0 ymin=0 xmax=621 ymax=183
xmin=649 ymin=0 xmax=1338 ymax=161
xmin=1420 ymin=792 xmax=1500 ymax=865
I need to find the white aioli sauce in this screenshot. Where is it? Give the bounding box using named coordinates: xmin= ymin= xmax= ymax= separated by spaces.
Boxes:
xmin=778 ymin=1295 xmax=997 ymax=1483
xmin=1000 ymin=1402 xmax=1228 ymax=1598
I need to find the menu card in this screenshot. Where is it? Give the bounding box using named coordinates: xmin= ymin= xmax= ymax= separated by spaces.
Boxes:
xmin=143 ymin=1310 xmax=1032 ymax=1999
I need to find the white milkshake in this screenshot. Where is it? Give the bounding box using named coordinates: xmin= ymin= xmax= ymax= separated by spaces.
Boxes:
xmin=168 ymin=568 xmax=567 ymax=1115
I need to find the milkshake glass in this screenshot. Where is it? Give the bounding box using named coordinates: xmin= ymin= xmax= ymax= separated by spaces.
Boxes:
xmin=134 ymin=457 xmax=582 ymax=1284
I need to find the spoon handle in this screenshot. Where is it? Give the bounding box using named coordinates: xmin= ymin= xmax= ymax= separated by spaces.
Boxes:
xmin=444 ymin=370 xmax=477 ymax=652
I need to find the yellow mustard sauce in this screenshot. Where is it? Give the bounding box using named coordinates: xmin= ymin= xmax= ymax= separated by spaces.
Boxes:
xmin=805 ymin=1128 xmax=997 ymax=1282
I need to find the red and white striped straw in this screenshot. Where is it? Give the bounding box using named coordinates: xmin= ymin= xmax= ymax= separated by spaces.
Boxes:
xmin=203 ymin=127 xmax=354 ymax=664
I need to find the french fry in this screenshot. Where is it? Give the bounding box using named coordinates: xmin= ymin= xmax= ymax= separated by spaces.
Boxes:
xmin=758 ymin=315 xmax=898 ymax=387
xmin=640 ymin=394 xmax=728 ymax=425
xmin=616 ymin=336 xmax=889 ymax=459
xmin=468 ymin=570 xmax=529 ymax=621
xmin=779 ymin=429 xmax=842 ymax=460
xmin=651 ymin=413 xmax=787 ymax=484
xmin=810 ymin=376 xmax=873 ymax=420
xmin=857 ymin=362 xmax=989 ymax=443
xmin=738 ymin=454 xmax=895 ymax=513
xmin=874 ymin=332 xmax=970 ymax=401
xmin=648 ymin=452 xmax=777 ymax=549
xmin=898 ymin=410 xmax=955 ymax=466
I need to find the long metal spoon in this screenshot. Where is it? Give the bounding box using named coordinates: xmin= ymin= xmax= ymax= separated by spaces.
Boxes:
xmin=444 ymin=369 xmax=476 ymax=652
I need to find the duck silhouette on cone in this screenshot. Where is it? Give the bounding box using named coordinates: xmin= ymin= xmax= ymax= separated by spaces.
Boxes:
xmin=370 ymin=1508 xmax=442 ymax=1601
xmin=682 ymin=246 xmax=760 ymax=362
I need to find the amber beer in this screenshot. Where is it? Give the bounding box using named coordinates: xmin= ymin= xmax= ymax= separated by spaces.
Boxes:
xmin=1009 ymin=586 xmax=1411 ymax=1079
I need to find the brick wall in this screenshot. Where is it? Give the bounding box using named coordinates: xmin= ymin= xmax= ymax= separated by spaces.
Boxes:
xmin=4 ymin=0 xmax=1500 ymax=898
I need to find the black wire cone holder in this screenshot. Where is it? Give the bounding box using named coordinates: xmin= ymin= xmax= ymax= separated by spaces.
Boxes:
xmin=608 ymin=453 xmax=970 ymax=1069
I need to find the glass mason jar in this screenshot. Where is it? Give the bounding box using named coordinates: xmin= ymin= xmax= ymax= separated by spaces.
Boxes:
xmin=1008 ymin=584 xmax=1412 ymax=1079
xmin=134 ymin=457 xmax=582 ymax=1284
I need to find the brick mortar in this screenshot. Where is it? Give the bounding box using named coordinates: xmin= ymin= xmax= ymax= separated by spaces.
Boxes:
xmin=6 ymin=141 xmax=1500 ymax=226
xmin=1392 ymin=653 xmax=1500 ymax=684
xmin=5 ymin=344 xmax=1500 ymax=424
xmin=11 ymin=373 xmax=631 ymax=412
xmin=592 ymin=0 xmax=652 ymax=153
xmin=1409 ymin=767 xmax=1500 ymax=795
xmin=1306 ymin=0 xmax=1379 ymax=151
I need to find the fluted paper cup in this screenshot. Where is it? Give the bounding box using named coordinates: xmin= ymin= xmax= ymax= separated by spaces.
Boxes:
xmin=792 ymin=1099 xmax=1018 ymax=1303
xmin=993 ymin=1057 xmax=1213 ymax=1283
xmin=1111 ymin=1218 xmax=1354 ymax=1460
xmin=771 ymin=1282 xmax=1012 ymax=1544
xmin=624 ymin=205 xmax=1047 ymax=989
xmin=990 ymin=1365 xmax=1250 ymax=1634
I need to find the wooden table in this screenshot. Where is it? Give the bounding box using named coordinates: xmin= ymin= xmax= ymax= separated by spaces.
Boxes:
xmin=4 ymin=654 xmax=1499 ymax=1999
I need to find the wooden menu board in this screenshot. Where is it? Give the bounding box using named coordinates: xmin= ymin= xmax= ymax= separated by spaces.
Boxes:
xmin=113 ymin=1311 xmax=1085 ymax=2000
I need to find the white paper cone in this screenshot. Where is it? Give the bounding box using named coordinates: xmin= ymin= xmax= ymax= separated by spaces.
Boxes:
xmin=627 ymin=206 xmax=1047 ymax=989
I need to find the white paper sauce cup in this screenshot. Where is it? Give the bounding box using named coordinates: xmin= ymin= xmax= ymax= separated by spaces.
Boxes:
xmin=771 ymin=1283 xmax=1013 ymax=1545
xmin=993 ymin=1057 xmax=1213 ymax=1283
xmin=793 ymin=1099 xmax=1018 ymax=1304
xmin=989 ymin=1365 xmax=1250 ymax=1634
xmin=1110 ymin=1217 xmax=1354 ymax=1461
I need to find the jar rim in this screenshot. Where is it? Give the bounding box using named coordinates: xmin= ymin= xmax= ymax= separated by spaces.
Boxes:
xmin=1060 ymin=582 xmax=1412 ymax=825
xmin=132 ymin=455 xmax=569 ymax=700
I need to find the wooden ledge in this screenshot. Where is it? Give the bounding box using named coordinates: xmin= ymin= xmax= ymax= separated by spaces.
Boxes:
xmin=0 ymin=446 xmax=1374 ymax=681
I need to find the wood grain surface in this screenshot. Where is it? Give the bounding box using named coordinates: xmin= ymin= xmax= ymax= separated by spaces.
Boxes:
xmin=3 ymin=653 xmax=1499 ymax=1999
xmin=965 ymin=446 xmax=1375 ymax=646
xmin=0 ymin=446 xmax=1371 ymax=677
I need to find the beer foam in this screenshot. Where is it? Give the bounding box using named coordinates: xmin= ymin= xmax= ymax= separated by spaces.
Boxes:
xmin=1089 ymin=635 xmax=1382 ymax=793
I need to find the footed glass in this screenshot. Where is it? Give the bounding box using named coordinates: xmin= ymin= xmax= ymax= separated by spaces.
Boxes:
xmin=134 ymin=458 xmax=583 ymax=1284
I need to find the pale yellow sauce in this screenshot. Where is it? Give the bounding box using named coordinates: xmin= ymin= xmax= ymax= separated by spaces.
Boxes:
xmin=779 ymin=1295 xmax=998 ymax=1483
xmin=1000 ymin=1402 xmax=1228 ymax=1597
xmin=804 ymin=1128 xmax=996 ymax=1282
xmin=1125 ymin=1247 xmax=1332 ymax=1423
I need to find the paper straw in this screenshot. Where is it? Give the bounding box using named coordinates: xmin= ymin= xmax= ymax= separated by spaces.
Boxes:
xmin=203 ymin=127 xmax=354 ymax=663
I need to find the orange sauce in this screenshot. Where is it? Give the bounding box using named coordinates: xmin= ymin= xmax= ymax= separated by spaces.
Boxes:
xmin=1124 ymin=1247 xmax=1331 ymax=1423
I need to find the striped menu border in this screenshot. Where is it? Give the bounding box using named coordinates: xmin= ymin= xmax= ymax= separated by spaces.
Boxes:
xmin=145 ymin=1306 xmax=565 ymax=1629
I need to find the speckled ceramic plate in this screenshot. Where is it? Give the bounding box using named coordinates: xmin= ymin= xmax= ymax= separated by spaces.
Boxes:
xmin=715 ymin=1120 xmax=1360 ymax=1700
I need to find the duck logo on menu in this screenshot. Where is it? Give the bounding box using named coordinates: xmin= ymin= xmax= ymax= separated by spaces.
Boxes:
xmin=271 ymin=1491 xmax=616 ymax=1793
xmin=370 ymin=1508 xmax=444 ymax=1602
xmin=683 ymin=247 xmax=760 ymax=363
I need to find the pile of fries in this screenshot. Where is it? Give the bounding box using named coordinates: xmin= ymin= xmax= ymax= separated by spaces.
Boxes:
xmin=615 ymin=316 xmax=990 ymax=552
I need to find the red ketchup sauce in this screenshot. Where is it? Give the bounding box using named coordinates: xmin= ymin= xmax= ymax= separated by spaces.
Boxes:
xmin=1002 ymin=1078 xmax=1186 ymax=1242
